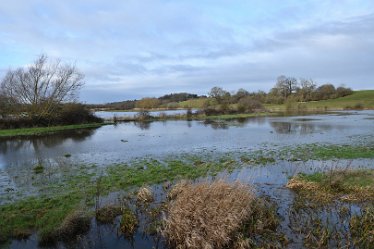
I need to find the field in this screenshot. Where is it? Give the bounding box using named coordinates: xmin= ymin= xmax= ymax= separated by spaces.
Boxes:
xmin=266 ymin=90 xmax=374 ymax=112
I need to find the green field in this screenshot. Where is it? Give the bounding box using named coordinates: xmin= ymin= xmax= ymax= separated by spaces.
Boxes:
xmin=177 ymin=98 xmax=207 ymax=109
xmin=266 ymin=90 xmax=374 ymax=112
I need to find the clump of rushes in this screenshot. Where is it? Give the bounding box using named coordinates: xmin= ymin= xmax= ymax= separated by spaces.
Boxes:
xmin=39 ymin=211 xmax=90 ymax=246
xmin=33 ymin=164 xmax=44 ymax=174
xmin=163 ymin=180 xmax=254 ymax=249
xmin=95 ymin=205 xmax=122 ymax=224
xmin=120 ymin=208 xmax=138 ymax=236
xmin=136 ymin=186 xmax=153 ymax=203
xmin=287 ymin=169 xmax=374 ymax=202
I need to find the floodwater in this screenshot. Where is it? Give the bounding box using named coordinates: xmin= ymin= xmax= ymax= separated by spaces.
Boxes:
xmin=1 ymin=111 xmax=374 ymax=169
xmin=1 ymin=110 xmax=374 ymax=249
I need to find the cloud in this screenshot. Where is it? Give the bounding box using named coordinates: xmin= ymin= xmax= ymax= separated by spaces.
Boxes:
xmin=0 ymin=0 xmax=374 ymax=103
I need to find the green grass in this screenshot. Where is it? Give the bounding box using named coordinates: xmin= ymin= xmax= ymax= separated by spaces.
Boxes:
xmin=298 ymin=170 xmax=374 ymax=188
xmin=281 ymin=144 xmax=374 ymax=161
xmin=0 ymin=123 xmax=106 ymax=138
xmin=177 ymin=98 xmax=207 ymax=109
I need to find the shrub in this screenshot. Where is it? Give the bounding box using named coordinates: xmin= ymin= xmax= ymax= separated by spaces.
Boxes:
xmin=237 ymin=97 xmax=263 ymax=113
xmin=163 ymin=180 xmax=254 ymax=249
xmin=57 ymin=103 xmax=102 ymax=124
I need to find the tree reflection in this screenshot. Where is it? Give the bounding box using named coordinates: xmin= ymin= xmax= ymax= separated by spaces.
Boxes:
xmin=270 ymin=121 xmax=334 ymax=135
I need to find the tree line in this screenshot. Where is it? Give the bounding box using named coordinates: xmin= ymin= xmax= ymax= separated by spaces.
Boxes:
xmin=202 ymin=76 xmax=352 ymax=115
xmin=93 ymin=76 xmax=352 ymax=113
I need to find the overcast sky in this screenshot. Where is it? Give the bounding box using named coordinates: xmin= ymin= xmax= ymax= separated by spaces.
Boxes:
xmin=1 ymin=1 xmax=373 ymax=103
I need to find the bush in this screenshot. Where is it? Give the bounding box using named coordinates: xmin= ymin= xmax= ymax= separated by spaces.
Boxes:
xmin=57 ymin=103 xmax=102 ymax=125
xmin=237 ymin=97 xmax=263 ymax=113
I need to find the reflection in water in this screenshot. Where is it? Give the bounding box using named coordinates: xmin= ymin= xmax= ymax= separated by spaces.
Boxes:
xmin=134 ymin=121 xmax=152 ymax=130
xmin=270 ymin=121 xmax=336 ymax=135
xmin=203 ymin=120 xmax=228 ymax=130
xmin=0 ymin=129 xmax=96 ymax=155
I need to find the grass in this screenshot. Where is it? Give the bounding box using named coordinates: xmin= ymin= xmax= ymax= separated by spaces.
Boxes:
xmin=177 ymin=98 xmax=207 ymax=109
xmin=120 ymin=208 xmax=138 ymax=236
xmin=266 ymin=90 xmax=374 ymax=112
xmin=287 ymin=169 xmax=374 ymax=202
xmin=95 ymin=205 xmax=122 ymax=224
xmin=0 ymin=123 xmax=106 ymax=138
xmin=281 ymin=144 xmax=374 ymax=161
xmin=0 ymin=156 xmax=242 ymax=244
xmin=163 ymin=180 xmax=255 ymax=249
xmin=349 ymin=206 xmax=374 ymax=248
xmin=38 ymin=211 xmax=90 ymax=246
xmin=33 ymin=164 xmax=44 ymax=174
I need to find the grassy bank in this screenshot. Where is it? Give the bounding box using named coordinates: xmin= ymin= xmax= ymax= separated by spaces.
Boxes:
xmin=0 ymin=123 xmax=106 ymax=138
xmin=287 ymin=169 xmax=374 ymax=202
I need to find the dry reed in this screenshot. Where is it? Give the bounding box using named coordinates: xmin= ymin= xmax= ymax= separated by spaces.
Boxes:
xmin=137 ymin=186 xmax=154 ymax=203
xmin=163 ymin=180 xmax=254 ymax=249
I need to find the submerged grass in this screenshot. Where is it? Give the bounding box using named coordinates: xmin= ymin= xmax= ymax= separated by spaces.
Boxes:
xmin=287 ymin=169 xmax=374 ymax=202
xmin=1 ymin=142 xmax=374 ymax=245
xmin=95 ymin=205 xmax=122 ymax=224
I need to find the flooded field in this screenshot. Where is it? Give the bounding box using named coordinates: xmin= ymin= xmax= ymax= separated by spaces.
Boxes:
xmin=0 ymin=110 xmax=374 ymax=249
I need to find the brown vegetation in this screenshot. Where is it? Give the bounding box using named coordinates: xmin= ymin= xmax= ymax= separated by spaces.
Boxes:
xmin=95 ymin=205 xmax=122 ymax=224
xmin=120 ymin=208 xmax=138 ymax=237
xmin=163 ymin=180 xmax=254 ymax=249
xmin=287 ymin=170 xmax=374 ymax=203
xmin=136 ymin=186 xmax=154 ymax=203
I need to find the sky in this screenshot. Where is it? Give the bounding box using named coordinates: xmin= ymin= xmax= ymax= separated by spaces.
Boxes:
xmin=0 ymin=0 xmax=374 ymax=103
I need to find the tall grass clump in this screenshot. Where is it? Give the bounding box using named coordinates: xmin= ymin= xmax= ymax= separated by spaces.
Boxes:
xmin=163 ymin=180 xmax=254 ymax=249
xmin=39 ymin=211 xmax=90 ymax=246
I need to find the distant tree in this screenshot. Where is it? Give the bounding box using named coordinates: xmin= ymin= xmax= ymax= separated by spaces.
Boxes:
xmin=0 ymin=93 xmax=13 ymax=118
xmin=232 ymin=88 xmax=249 ymax=102
xmin=159 ymin=93 xmax=198 ymax=102
xmin=208 ymin=87 xmax=231 ymax=112
xmin=237 ymin=96 xmax=263 ymax=113
xmin=314 ymin=84 xmax=336 ymax=100
xmin=209 ymin=87 xmax=230 ymax=102
xmin=298 ymin=78 xmax=317 ymax=101
xmin=275 ymin=75 xmax=298 ymax=98
xmin=0 ymin=54 xmax=84 ymax=119
xmin=336 ymin=86 xmax=353 ymax=97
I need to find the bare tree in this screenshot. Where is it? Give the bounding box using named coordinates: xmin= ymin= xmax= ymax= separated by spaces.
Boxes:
xmin=275 ymin=75 xmax=298 ymax=98
xmin=0 ymin=55 xmax=84 ymax=118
